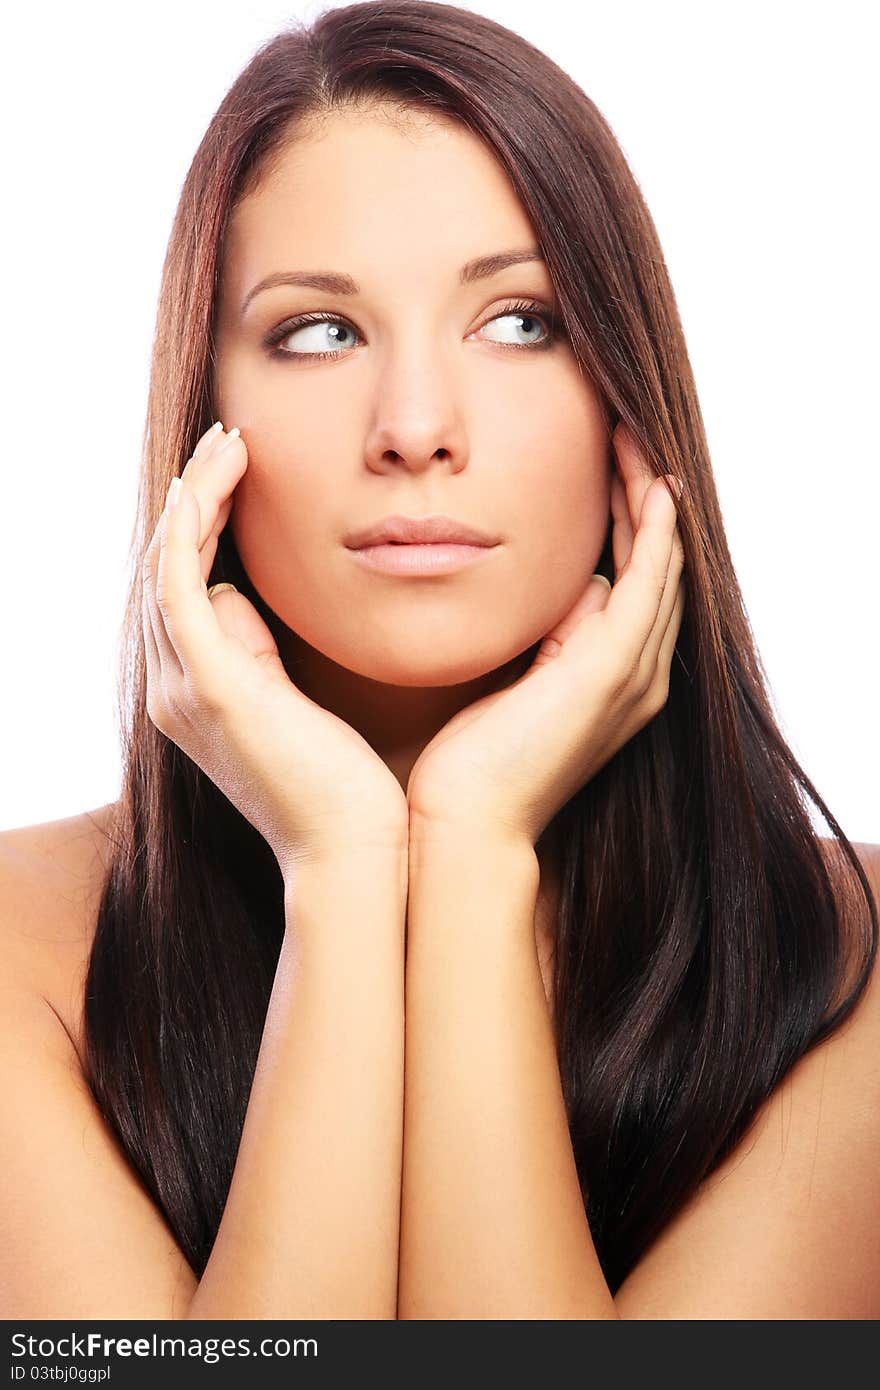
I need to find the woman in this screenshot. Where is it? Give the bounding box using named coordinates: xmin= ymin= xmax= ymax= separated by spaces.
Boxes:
xmin=2 ymin=0 xmax=877 ymax=1320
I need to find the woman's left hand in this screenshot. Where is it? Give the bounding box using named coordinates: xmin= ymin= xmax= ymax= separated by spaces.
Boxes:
xmin=406 ymin=423 xmax=687 ymax=846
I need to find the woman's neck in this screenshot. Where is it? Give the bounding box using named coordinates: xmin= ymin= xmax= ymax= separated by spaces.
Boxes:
xmin=273 ymin=623 xmax=565 ymax=973
xmin=274 ymin=625 xmax=538 ymax=796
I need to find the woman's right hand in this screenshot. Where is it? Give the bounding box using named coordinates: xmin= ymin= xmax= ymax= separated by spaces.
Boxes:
xmin=141 ymin=422 xmax=409 ymax=876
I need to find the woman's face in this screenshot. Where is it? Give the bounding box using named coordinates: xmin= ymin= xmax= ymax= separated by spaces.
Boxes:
xmin=213 ymin=108 xmax=610 ymax=687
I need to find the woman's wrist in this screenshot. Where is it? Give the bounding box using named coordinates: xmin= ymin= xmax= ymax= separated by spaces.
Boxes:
xmin=279 ymin=833 xmax=408 ymax=889
xmin=408 ymin=810 xmax=538 ymax=870
xmin=406 ymin=816 xmax=541 ymax=947
xmin=282 ymin=839 xmax=409 ymax=935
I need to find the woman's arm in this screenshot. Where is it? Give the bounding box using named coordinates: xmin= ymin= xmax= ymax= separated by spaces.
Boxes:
xmin=187 ymin=845 xmax=407 ymax=1319
xmin=398 ymin=829 xmax=618 ymax=1319
xmin=398 ymin=831 xmax=880 ymax=1320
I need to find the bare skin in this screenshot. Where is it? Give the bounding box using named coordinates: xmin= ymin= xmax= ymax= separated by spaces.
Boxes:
xmin=210 ymin=108 xmax=613 ymax=800
xmin=0 ymin=804 xmax=120 ymax=1072
xmin=4 ymin=107 xmax=878 ymax=1317
xmin=0 ymin=798 xmax=561 ymax=1055
xmin=2 ymin=801 xmax=874 ymax=1077
xmin=1 ymin=805 xmax=877 ymax=1319
xmin=6 ymin=106 xmax=598 ymax=1054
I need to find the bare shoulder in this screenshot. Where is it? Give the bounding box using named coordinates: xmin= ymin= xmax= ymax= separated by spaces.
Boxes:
xmin=821 ymin=836 xmax=880 ymax=1018
xmin=0 ymin=802 xmax=200 ymax=1317
xmin=854 ymin=838 xmax=880 ymax=920
xmin=0 ymin=801 xmax=121 ymax=1061
xmin=615 ymin=837 xmax=880 ymax=1318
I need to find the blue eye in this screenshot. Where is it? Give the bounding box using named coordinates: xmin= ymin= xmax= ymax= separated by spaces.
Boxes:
xmin=265 ymin=316 xmax=358 ymax=360
xmin=479 ymin=301 xmax=556 ymax=348
xmin=263 ymin=299 xmax=560 ymax=361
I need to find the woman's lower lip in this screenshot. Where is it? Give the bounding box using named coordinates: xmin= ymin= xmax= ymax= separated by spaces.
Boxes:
xmin=347 ymin=542 xmax=499 ymax=575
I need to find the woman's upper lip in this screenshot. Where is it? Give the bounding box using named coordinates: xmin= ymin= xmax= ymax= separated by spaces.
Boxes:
xmin=344 ymin=514 xmax=501 ymax=547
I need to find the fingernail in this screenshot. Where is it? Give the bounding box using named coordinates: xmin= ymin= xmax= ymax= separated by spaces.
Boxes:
xmin=217 ymin=426 xmax=241 ymax=452
xmin=200 ymin=421 xmax=223 ymax=446
xmin=166 ymin=476 xmax=182 ymax=511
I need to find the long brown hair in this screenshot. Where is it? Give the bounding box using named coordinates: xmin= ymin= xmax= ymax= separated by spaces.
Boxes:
xmin=84 ymin=0 xmax=877 ymax=1294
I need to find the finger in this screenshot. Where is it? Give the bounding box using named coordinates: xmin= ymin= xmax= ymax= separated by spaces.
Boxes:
xmin=612 ymin=422 xmax=657 ymax=517
xmin=190 ymin=419 xmax=224 ymax=460
xmin=600 ymin=475 xmax=682 ymax=671
xmin=643 ymin=566 xmax=686 ymax=681
xmin=531 ymin=572 xmax=612 ymax=667
xmin=610 ymin=423 xmax=655 ymax=580
xmin=177 ymin=427 xmax=246 ymax=585
xmin=180 ymin=423 xmax=242 ymax=513
xmin=143 ymin=526 xmax=184 ymax=679
xmin=609 ymin=419 xmax=686 ymax=605
xmin=649 ymin=577 xmax=686 ymax=706
xmin=155 ymin=482 xmax=226 ymax=677
xmin=201 ymin=495 xmax=235 ymax=586
xmin=174 ymin=419 xmax=226 ymax=492
xmin=141 ymin=570 xmax=164 ymax=691
xmin=640 ymin=480 xmax=686 ymax=670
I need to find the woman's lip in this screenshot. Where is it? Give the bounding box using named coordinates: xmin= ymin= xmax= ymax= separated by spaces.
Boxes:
xmin=346 ymin=542 xmax=500 ymax=575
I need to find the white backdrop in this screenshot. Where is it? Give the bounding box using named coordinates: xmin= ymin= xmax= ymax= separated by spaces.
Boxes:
xmin=1 ymin=0 xmax=877 ymax=839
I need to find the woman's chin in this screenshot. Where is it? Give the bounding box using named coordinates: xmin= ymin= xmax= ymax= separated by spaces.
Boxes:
xmin=327 ymin=638 xmax=542 ymax=689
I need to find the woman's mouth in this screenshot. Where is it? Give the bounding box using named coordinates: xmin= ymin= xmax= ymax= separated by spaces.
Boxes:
xmin=346 ymin=542 xmax=499 ymax=576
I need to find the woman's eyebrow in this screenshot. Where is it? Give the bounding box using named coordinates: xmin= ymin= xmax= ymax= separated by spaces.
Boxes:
xmin=239 ymin=247 xmax=546 ymax=316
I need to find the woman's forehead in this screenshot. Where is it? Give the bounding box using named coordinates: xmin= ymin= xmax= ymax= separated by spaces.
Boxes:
xmin=220 ymin=114 xmax=541 ymax=304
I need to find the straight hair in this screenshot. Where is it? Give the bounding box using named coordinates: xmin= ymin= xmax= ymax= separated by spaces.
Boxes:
xmin=84 ymin=1 xmax=877 ymax=1293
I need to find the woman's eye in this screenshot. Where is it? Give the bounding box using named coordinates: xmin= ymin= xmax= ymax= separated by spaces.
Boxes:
xmin=477 ymin=302 xmax=555 ymax=349
xmin=264 ymin=300 xmax=558 ymax=361
xmin=265 ymin=315 xmax=359 ymax=360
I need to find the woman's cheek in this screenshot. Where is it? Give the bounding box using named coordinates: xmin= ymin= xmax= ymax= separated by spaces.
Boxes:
xmin=228 ymin=482 xmax=313 ymax=601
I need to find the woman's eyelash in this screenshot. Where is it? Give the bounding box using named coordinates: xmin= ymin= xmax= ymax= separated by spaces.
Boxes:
xmin=262 ymin=299 xmax=562 ymax=361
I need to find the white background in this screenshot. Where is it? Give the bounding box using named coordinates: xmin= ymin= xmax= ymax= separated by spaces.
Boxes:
xmin=1 ymin=0 xmax=877 ymax=839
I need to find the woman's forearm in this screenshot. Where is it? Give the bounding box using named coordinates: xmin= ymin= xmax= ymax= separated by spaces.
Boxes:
xmin=186 ymin=846 xmax=408 ymax=1319
xmin=398 ymin=829 xmax=618 ymax=1319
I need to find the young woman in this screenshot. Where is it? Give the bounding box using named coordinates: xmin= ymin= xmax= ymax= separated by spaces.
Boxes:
xmin=2 ymin=1 xmax=877 ymax=1320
